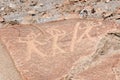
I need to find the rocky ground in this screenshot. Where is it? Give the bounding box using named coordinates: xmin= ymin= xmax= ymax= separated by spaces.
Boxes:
xmin=0 ymin=0 xmax=120 ymax=26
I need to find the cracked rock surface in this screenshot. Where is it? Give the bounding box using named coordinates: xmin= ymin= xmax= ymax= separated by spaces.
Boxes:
xmin=0 ymin=19 xmax=120 ymax=80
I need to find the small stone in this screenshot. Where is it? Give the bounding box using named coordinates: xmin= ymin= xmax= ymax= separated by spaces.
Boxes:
xmin=4 ymin=6 xmax=15 ymax=15
xmin=102 ymin=12 xmax=113 ymax=19
xmin=91 ymin=8 xmax=96 ymax=14
xmin=39 ymin=3 xmax=44 ymax=7
xmin=21 ymin=15 xmax=34 ymax=24
xmin=20 ymin=0 xmax=27 ymax=3
xmin=105 ymin=0 xmax=110 ymax=3
xmin=8 ymin=20 xmax=19 ymax=25
xmin=9 ymin=3 xmax=16 ymax=9
xmin=28 ymin=10 xmax=36 ymax=16
xmin=0 ymin=16 xmax=5 ymax=22
xmin=41 ymin=12 xmax=51 ymax=18
xmin=29 ymin=0 xmax=38 ymax=6
xmin=79 ymin=9 xmax=88 ymax=18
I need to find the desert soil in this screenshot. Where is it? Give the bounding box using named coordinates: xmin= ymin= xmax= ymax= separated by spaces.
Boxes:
xmin=0 ymin=0 xmax=120 ymax=26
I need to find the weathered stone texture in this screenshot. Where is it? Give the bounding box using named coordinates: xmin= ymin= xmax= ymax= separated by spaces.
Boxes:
xmin=0 ymin=19 xmax=120 ymax=80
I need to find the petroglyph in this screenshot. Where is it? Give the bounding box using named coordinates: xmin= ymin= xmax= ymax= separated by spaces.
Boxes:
xmin=76 ymin=24 xmax=93 ymax=43
xmin=47 ymin=28 xmax=66 ymax=56
xmin=0 ymin=19 xmax=120 ymax=80
xmin=18 ymin=31 xmax=47 ymax=61
xmin=70 ymin=22 xmax=93 ymax=52
xmin=70 ymin=22 xmax=80 ymax=52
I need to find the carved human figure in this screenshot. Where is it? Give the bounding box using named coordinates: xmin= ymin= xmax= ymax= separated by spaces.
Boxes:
xmin=47 ymin=28 xmax=66 ymax=56
xmin=70 ymin=22 xmax=93 ymax=52
xmin=18 ymin=31 xmax=47 ymax=61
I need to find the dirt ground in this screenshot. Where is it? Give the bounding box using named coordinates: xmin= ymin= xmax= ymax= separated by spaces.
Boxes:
xmin=0 ymin=0 xmax=120 ymax=26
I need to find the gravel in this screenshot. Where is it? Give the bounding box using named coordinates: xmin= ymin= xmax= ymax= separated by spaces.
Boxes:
xmin=0 ymin=0 xmax=120 ymax=25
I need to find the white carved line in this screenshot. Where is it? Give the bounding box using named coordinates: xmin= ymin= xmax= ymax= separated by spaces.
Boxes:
xmin=47 ymin=28 xmax=66 ymax=56
xmin=70 ymin=22 xmax=80 ymax=52
xmin=70 ymin=22 xmax=93 ymax=52
xmin=18 ymin=32 xmax=47 ymax=61
xmin=77 ymin=25 xmax=93 ymax=43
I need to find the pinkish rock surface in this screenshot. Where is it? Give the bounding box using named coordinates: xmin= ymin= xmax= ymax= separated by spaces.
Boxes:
xmin=0 ymin=19 xmax=120 ymax=80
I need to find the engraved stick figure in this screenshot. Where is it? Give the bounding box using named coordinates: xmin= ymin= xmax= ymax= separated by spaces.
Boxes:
xmin=77 ymin=23 xmax=93 ymax=43
xmin=47 ymin=29 xmax=66 ymax=56
xmin=18 ymin=31 xmax=47 ymax=61
xmin=70 ymin=22 xmax=93 ymax=52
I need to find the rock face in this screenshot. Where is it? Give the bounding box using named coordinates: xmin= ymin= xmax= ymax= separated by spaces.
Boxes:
xmin=0 ymin=40 xmax=23 ymax=80
xmin=0 ymin=19 xmax=120 ymax=80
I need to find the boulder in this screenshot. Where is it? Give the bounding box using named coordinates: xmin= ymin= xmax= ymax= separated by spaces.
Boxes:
xmin=0 ymin=19 xmax=120 ymax=80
